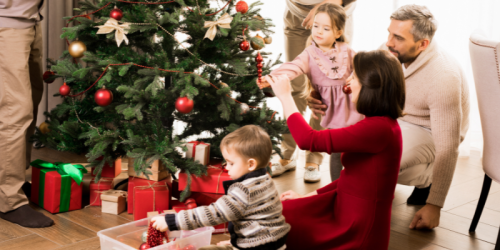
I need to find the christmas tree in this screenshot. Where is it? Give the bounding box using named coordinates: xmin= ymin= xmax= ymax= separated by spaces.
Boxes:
xmin=36 ymin=0 xmax=287 ymax=200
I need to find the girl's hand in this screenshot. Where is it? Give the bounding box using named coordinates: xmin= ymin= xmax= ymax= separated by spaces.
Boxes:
xmin=280 ymin=190 xmax=303 ymax=201
xmin=265 ymin=75 xmax=292 ymax=100
xmin=151 ymin=216 xmax=168 ymax=232
xmin=257 ymin=76 xmax=270 ymax=89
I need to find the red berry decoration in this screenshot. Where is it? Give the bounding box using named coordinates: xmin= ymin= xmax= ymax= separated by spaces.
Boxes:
xmin=239 ymin=40 xmax=250 ymax=51
xmin=59 ymin=82 xmax=71 ymax=96
xmin=185 ymin=198 xmax=197 ymax=209
xmin=235 ymin=1 xmax=248 ymax=14
xmin=175 ymin=97 xmax=194 ymax=114
xmin=147 ymin=224 xmax=164 ymax=248
xmin=43 ymin=70 xmax=56 ymax=83
xmin=342 ymin=84 xmax=352 ymax=94
xmin=139 ymin=242 xmax=150 ymax=250
xmin=110 ymin=6 xmax=123 ymax=21
xmin=95 ymin=87 xmax=113 ymax=107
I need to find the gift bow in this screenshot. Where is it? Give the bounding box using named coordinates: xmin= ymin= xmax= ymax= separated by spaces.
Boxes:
xmin=188 ymin=141 xmax=208 ymax=158
xmin=95 ymin=18 xmax=131 ymax=47
xmin=30 ymin=159 xmax=87 ymax=185
xmin=203 ymin=13 xmax=233 ymax=41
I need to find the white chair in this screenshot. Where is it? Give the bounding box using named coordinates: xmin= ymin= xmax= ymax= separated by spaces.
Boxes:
xmin=468 ymin=33 xmax=500 ymax=248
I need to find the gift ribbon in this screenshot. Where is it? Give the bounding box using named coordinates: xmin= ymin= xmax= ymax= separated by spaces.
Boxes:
xmin=134 ymin=182 xmax=169 ymax=212
xmin=188 ymin=141 xmax=209 ymax=158
xmin=30 ymin=159 xmax=88 ymax=213
xmin=207 ymin=164 xmax=226 ymax=194
xmin=95 ymin=18 xmax=131 ymax=47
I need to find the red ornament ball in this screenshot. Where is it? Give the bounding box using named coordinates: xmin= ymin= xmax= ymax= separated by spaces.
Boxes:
xmin=95 ymin=87 xmax=113 ymax=107
xmin=342 ymin=84 xmax=352 ymax=94
xmin=235 ymin=1 xmax=248 ymax=14
xmin=239 ymin=40 xmax=250 ymax=51
xmin=43 ymin=71 xmax=56 ymax=83
xmin=110 ymin=7 xmax=123 ymax=21
xmin=59 ymin=83 xmax=71 ymax=96
xmin=175 ymin=97 xmax=194 ymax=114
xmin=185 ymin=198 xmax=197 ymax=209
xmin=139 ymin=242 xmax=149 ymax=250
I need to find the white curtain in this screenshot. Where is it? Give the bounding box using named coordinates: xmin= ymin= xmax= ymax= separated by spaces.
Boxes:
xmin=257 ymin=0 xmax=500 ymax=158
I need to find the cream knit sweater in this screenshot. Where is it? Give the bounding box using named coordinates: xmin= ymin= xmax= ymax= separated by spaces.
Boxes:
xmin=400 ymin=41 xmax=470 ymax=207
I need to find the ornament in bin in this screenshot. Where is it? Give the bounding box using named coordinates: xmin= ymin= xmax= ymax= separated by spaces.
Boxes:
xmin=68 ymin=40 xmax=87 ymax=58
xmin=43 ymin=70 xmax=56 ymax=83
xmin=110 ymin=6 xmax=123 ymax=21
xmin=235 ymin=1 xmax=248 ymax=14
xmin=139 ymin=242 xmax=149 ymax=250
xmin=175 ymin=96 xmax=194 ymax=114
xmin=95 ymin=86 xmax=113 ymax=106
xmin=59 ymin=82 xmax=71 ymax=96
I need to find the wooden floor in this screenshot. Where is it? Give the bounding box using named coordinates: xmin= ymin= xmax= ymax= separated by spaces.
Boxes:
xmin=0 ymin=147 xmax=498 ymax=249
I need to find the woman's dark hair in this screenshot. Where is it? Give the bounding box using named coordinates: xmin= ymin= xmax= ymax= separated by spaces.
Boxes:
xmin=354 ymin=50 xmax=405 ymax=119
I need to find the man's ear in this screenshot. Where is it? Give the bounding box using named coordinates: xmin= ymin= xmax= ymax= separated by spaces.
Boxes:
xmin=417 ymin=39 xmax=430 ymax=52
xmin=248 ymin=158 xmax=258 ymax=171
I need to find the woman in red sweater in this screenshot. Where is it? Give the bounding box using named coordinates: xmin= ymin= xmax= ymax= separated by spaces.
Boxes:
xmin=265 ymin=50 xmax=405 ymax=249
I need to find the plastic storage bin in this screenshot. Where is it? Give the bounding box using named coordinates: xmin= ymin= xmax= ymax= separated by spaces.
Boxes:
xmin=97 ymin=215 xmax=214 ymax=250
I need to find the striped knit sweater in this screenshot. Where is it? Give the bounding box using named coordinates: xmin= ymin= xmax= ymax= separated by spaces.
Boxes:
xmin=398 ymin=41 xmax=470 ymax=207
xmin=166 ymin=168 xmax=290 ymax=250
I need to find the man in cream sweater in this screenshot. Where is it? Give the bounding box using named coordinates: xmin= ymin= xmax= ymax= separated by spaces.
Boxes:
xmin=308 ymin=4 xmax=470 ymax=230
xmin=0 ymin=0 xmax=54 ymax=227
xmin=272 ymin=0 xmax=357 ymax=183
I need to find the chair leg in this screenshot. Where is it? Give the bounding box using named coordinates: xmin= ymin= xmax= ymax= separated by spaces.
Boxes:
xmin=469 ymin=174 xmax=492 ymax=232
xmin=496 ymin=224 xmax=500 ymax=250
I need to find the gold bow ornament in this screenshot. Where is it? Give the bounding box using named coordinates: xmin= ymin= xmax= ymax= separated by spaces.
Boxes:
xmin=95 ymin=18 xmax=131 ymax=47
xmin=203 ymin=13 xmax=233 ymax=41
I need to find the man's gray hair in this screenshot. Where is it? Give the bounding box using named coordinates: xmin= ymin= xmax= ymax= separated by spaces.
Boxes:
xmin=391 ymin=4 xmax=437 ymax=42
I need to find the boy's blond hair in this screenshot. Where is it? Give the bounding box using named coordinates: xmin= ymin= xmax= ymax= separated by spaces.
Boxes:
xmin=220 ymin=125 xmax=272 ymax=170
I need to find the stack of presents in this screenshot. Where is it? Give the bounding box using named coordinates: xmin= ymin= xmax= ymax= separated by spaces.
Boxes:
xmin=30 ymin=141 xmax=229 ymax=234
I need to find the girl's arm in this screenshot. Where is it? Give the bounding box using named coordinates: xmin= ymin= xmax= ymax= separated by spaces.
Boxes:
xmin=258 ymin=50 xmax=310 ymax=89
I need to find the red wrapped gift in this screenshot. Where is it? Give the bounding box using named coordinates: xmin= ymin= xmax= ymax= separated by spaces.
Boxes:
xmin=133 ymin=181 xmax=171 ymax=221
xmin=188 ymin=192 xmax=223 ymax=206
xmin=30 ymin=160 xmax=86 ymax=214
xmin=173 ymin=204 xmax=228 ymax=234
xmin=178 ymin=160 xmax=230 ymax=194
xmin=169 ymin=199 xmax=183 ymax=209
xmin=91 ymin=157 xmax=122 ymax=178
xmin=128 ymin=177 xmax=171 ymax=214
xmin=89 ymin=177 xmax=113 ymax=206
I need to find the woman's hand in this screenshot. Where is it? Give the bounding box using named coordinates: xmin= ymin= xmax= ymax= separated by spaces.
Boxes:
xmin=151 ymin=216 xmax=168 ymax=232
xmin=257 ymin=76 xmax=270 ymax=89
xmin=280 ymin=190 xmax=303 ymax=201
xmin=265 ymin=75 xmax=292 ymax=100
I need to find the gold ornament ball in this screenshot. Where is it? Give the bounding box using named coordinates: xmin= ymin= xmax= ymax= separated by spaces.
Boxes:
xmin=264 ymin=36 xmax=272 ymax=44
xmin=39 ymin=122 xmax=50 ymax=134
xmin=68 ymin=40 xmax=87 ymax=58
xmin=251 ymin=35 xmax=265 ymax=50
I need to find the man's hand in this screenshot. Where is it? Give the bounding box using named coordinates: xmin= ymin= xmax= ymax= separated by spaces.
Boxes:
xmin=302 ymin=0 xmax=343 ymax=29
xmin=151 ymin=216 xmax=169 ymax=232
xmin=409 ymin=204 xmax=441 ymax=230
xmin=307 ymin=90 xmax=327 ymax=119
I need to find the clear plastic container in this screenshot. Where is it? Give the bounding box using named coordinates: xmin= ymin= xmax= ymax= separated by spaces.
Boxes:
xmin=97 ymin=214 xmax=214 ymax=250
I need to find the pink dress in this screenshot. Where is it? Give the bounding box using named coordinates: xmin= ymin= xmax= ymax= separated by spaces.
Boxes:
xmin=271 ymin=42 xmax=363 ymax=129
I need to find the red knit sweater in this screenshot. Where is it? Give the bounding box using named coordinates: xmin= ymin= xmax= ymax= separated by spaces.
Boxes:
xmin=282 ymin=113 xmax=402 ymax=249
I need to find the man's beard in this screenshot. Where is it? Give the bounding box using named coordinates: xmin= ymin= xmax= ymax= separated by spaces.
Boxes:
xmin=388 ymin=45 xmax=418 ymax=64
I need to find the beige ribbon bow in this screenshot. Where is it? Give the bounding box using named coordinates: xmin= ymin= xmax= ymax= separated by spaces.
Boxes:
xmin=203 ymin=13 xmax=233 ymax=41
xmin=95 ymin=18 xmax=131 ymax=47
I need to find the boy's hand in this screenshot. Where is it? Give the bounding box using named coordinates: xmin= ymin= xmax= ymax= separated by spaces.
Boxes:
xmin=257 ymin=76 xmax=271 ymax=89
xmin=151 ymin=216 xmax=168 ymax=232
xmin=216 ymin=240 xmax=232 ymax=246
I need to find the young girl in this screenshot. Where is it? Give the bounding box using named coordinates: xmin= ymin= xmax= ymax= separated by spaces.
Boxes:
xmin=259 ymin=3 xmax=363 ymax=182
